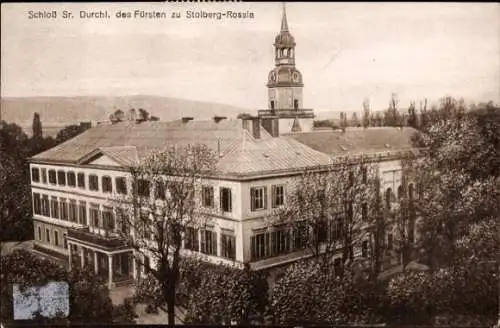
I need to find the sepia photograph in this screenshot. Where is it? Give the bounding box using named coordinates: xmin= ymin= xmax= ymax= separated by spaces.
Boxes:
xmin=1 ymin=2 xmax=499 ymax=327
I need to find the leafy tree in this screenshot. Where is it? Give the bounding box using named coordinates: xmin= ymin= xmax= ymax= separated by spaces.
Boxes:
xmin=0 ymin=250 xmax=135 ymax=324
xmin=383 ymin=93 xmax=401 ymax=127
xmin=54 ymin=124 xmax=91 ymax=144
xmin=32 ymin=112 xmax=43 ymax=139
xmin=112 ymin=144 xmax=217 ymax=324
xmin=109 ymin=109 xmax=125 ymax=123
xmin=407 ymin=101 xmax=418 ymax=129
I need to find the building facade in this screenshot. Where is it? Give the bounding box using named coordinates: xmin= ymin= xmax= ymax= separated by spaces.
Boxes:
xmin=28 ymin=7 xmax=419 ymax=289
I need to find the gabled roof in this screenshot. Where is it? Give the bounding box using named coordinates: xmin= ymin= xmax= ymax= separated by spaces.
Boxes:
xmin=287 ymin=127 xmax=418 ymax=156
xmin=78 ymin=146 xmax=139 ymax=166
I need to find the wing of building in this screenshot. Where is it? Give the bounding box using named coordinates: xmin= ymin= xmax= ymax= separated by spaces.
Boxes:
xmin=27 ymin=5 xmax=419 ymax=288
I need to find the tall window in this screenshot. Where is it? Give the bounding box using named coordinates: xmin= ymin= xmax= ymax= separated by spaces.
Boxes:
xmin=220 ymin=187 xmax=232 ymax=212
xmin=250 ymin=186 xmax=267 ymax=211
xmin=67 ymin=172 xmax=76 ymax=187
xmin=385 ymin=188 xmax=393 ymax=209
xmin=137 ymin=179 xmax=150 ymax=198
xmin=397 ymin=185 xmax=404 ymax=200
xmin=116 ymin=177 xmax=127 ymax=195
xmin=362 ymin=203 xmax=368 ymax=221
xmin=33 ymin=193 xmax=41 ymax=215
xmin=57 ymin=170 xmax=66 ymax=186
xmin=59 ymin=198 xmax=68 ymax=220
xmin=37 ymin=227 xmax=42 ymax=241
xmin=46 ymin=228 xmax=51 ymax=243
xmin=48 ymin=170 xmax=57 ymax=184
xmin=362 ymin=240 xmax=369 ymax=257
xmin=102 ymin=176 xmax=112 ymax=193
xmin=271 ymin=227 xmax=290 ymax=255
xmin=54 ymin=231 xmax=60 ymax=247
xmin=90 ymin=204 xmax=100 ymax=227
xmin=50 ymin=197 xmax=59 ymax=219
xmin=314 ymin=220 xmax=328 ymax=243
xmin=41 ymin=168 xmax=47 ymax=184
xmin=102 ymin=207 xmax=114 ymax=231
xmin=387 ymin=233 xmax=393 ymax=250
xmin=155 ymin=180 xmax=166 ymax=200
xmin=293 ymin=221 xmax=308 ymax=250
xmin=408 ymin=183 xmax=415 ymax=200
xmin=63 ymin=233 xmax=67 ymax=249
xmin=41 ymin=195 xmax=50 ymax=216
xmin=331 ymin=217 xmax=343 ymax=241
xmin=334 ymin=257 xmax=343 ymax=277
xmin=79 ymin=201 xmax=87 ymax=225
xmin=251 ymin=232 xmax=270 ymax=260
xmin=69 ymin=200 xmax=77 ymax=222
xmin=202 ymin=186 xmax=214 ymax=208
xmin=77 ymin=173 xmax=85 ymax=188
xmin=184 ymin=227 xmax=199 ymax=251
xmin=117 ymin=210 xmax=130 ymax=235
xmin=272 ymin=185 xmax=284 ymax=207
xmin=31 ymin=167 xmax=40 ymax=183
xmin=89 ymin=175 xmax=99 ymax=191
xmin=361 ymin=166 xmax=368 ymax=184
xmin=294 ymin=99 xmax=299 ymax=110
xmin=143 ymin=256 xmax=150 ymax=274
xmin=270 ymin=100 xmax=275 ymax=110
xmin=200 ymin=229 xmax=217 ymax=256
xmin=221 ymin=233 xmax=236 ymax=260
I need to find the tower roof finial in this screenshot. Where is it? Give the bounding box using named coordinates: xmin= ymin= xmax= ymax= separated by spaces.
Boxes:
xmin=281 ymin=3 xmax=289 ymax=32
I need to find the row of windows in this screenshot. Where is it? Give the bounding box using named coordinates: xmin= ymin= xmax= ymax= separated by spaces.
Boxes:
xmin=36 ymin=225 xmax=67 ymax=250
xmin=184 ymin=227 xmax=236 ymax=260
xmin=33 ymin=193 xmax=88 ymax=225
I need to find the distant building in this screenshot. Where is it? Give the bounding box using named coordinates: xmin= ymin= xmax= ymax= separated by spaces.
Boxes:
xmin=28 ymin=6 xmax=419 ymax=288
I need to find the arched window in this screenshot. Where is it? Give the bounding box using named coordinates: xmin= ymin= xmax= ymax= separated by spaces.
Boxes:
xmin=408 ymin=183 xmax=414 ymax=200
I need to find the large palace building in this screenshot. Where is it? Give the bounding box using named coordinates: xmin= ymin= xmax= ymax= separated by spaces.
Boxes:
xmin=29 ymin=7 xmax=417 ymax=288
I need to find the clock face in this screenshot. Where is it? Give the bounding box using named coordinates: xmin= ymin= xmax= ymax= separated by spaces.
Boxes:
xmin=292 ymin=72 xmax=300 ymax=83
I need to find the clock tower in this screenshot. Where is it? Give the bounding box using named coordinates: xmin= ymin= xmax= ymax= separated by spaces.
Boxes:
xmin=261 ymin=4 xmax=314 ymax=134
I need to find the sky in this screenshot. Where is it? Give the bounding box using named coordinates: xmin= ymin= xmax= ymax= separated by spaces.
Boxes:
xmin=1 ymin=2 xmax=499 ymax=113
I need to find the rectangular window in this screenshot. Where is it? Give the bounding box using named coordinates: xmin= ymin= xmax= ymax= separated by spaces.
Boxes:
xmin=334 ymin=257 xmax=343 ymax=277
xmin=89 ymin=175 xmax=99 ymax=191
xmin=102 ymin=207 xmax=114 ymax=231
xmin=90 ymin=204 xmax=100 ymax=227
xmin=331 ymin=218 xmax=343 ymax=241
xmin=77 ymin=172 xmax=85 ymax=188
xmin=41 ymin=168 xmax=47 ymax=184
xmin=314 ymin=219 xmax=328 ymax=243
xmin=155 ymin=180 xmax=165 ymax=200
xmin=387 ymin=233 xmax=393 ymax=250
xmin=79 ymin=201 xmax=87 ymax=225
xmin=41 ymin=195 xmax=50 ymax=216
xmin=293 ymin=221 xmax=308 ymax=250
xmin=37 ymin=227 xmax=42 ymax=241
xmin=362 ymin=240 xmax=369 ymax=257
xmin=46 ymin=228 xmax=51 ymax=243
xmin=69 ymin=200 xmax=77 ymax=222
xmin=184 ymin=227 xmax=199 ymax=251
xmin=31 ymin=167 xmax=40 ymax=183
xmin=362 ymin=203 xmax=368 ymax=221
xmin=48 ymin=170 xmax=57 ymax=184
xmin=63 ymin=233 xmax=67 ymax=249
xmin=220 ymin=187 xmax=232 ymax=212
xmin=54 ymin=230 xmax=59 ymax=247
xmin=117 ymin=210 xmax=130 ymax=235
xmin=116 ymin=177 xmax=127 ymax=195
xmin=137 ymin=179 xmax=150 ymax=198
xmin=251 ymin=232 xmax=271 ymax=260
xmin=221 ymin=233 xmax=236 ymax=260
xmin=67 ymin=172 xmax=76 ymax=187
xmin=57 ymin=170 xmax=66 ymax=186
xmin=102 ymin=176 xmax=112 ymax=193
xmin=200 ymin=229 xmax=217 ymax=256
xmin=50 ymin=197 xmax=59 ymax=219
xmin=272 ymin=185 xmax=284 ymax=207
xmin=250 ymin=186 xmax=267 ymax=211
xmin=202 ymin=186 xmax=214 ymax=208
xmin=33 ymin=193 xmax=41 ymax=215
xmin=271 ymin=227 xmax=290 ymax=256
xmin=143 ymin=256 xmax=150 ymax=274
xmin=59 ymin=198 xmax=68 ymax=220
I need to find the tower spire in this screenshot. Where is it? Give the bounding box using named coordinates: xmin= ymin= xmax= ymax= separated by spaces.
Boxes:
xmin=281 ymin=3 xmax=289 ymax=32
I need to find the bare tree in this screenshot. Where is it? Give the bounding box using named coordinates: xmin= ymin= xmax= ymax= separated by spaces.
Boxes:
xmin=111 ymin=144 xmax=217 ymax=324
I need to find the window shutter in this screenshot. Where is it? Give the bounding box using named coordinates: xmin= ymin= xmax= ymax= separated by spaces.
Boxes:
xmin=213 ymin=231 xmax=218 ymax=256
xmin=250 ymin=188 xmax=255 ymax=212
xmin=251 ymin=236 xmax=256 ymax=260
xmin=264 ymin=187 xmax=268 ymax=209
xmin=219 ymin=188 xmax=223 ymax=210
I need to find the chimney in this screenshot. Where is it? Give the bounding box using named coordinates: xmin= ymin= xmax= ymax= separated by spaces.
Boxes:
xmin=213 ymin=116 xmax=227 ymax=123
xmin=251 ymin=118 xmax=261 ymax=139
xmin=262 ymin=118 xmax=280 ymax=137
xmin=182 ymin=117 xmax=194 ymax=124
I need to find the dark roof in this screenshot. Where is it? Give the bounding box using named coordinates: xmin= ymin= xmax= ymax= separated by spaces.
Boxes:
xmin=31 ymin=120 xmax=333 ymax=176
xmin=287 ymin=127 xmax=418 ymax=156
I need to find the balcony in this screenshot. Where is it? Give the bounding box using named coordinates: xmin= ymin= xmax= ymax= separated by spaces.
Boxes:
xmin=67 ymin=226 xmax=130 ymax=251
xmin=257 ymin=109 xmax=315 ymax=119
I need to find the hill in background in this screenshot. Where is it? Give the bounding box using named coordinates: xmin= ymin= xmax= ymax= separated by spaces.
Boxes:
xmin=0 ymin=95 xmax=250 ymax=136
